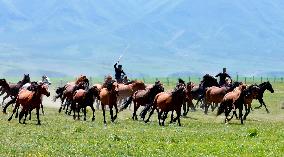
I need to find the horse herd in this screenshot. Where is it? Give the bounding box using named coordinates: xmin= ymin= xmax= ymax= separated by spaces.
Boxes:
xmin=0 ymin=74 xmax=274 ymax=126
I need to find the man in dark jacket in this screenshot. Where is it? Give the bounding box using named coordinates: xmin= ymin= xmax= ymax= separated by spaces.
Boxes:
xmin=114 ymin=61 xmax=126 ymax=83
xmin=215 ymin=68 xmax=231 ymax=86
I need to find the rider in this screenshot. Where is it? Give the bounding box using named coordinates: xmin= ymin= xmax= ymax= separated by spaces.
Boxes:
xmin=215 ymin=68 xmax=231 ymax=86
xmin=114 ymin=61 xmax=126 ymax=83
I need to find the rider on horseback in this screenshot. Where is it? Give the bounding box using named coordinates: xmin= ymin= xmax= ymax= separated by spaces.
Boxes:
xmin=114 ymin=61 xmax=126 ymax=83
xmin=215 ymin=68 xmax=231 ymax=86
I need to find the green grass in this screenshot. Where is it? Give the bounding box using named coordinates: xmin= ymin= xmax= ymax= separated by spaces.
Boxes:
xmin=0 ymin=81 xmax=283 ymax=156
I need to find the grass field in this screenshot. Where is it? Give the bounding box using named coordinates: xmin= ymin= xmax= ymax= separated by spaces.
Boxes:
xmin=0 ymin=79 xmax=283 ymax=156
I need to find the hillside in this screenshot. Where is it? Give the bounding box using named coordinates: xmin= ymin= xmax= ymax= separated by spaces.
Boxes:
xmin=0 ymin=0 xmax=284 ymax=77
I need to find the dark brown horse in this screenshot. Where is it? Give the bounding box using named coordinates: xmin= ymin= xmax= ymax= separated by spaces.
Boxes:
xmin=243 ymin=85 xmax=260 ymax=120
xmin=1 ymin=74 xmax=31 ymax=113
xmin=254 ymin=81 xmax=274 ymax=113
xmin=8 ymin=83 xmax=50 ymax=124
xmin=144 ymin=85 xmax=186 ymax=126
xmin=72 ymin=86 xmax=100 ymax=121
xmin=120 ymin=81 xmax=164 ymax=120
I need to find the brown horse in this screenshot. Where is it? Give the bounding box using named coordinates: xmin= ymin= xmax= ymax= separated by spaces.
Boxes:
xmin=182 ymin=82 xmax=196 ymax=116
xmin=116 ymin=80 xmax=146 ymax=105
xmin=119 ymin=82 xmax=164 ymax=120
xmin=99 ymin=81 xmax=118 ymax=124
xmin=58 ymin=76 xmax=89 ymax=114
xmin=243 ymin=85 xmax=260 ymax=120
xmin=217 ymin=84 xmax=247 ymax=124
xmin=204 ymin=82 xmax=242 ymax=114
xmin=145 ymin=85 xmax=186 ymax=126
xmin=72 ymin=86 xmax=100 ymax=121
xmin=8 ymin=83 xmax=50 ymax=124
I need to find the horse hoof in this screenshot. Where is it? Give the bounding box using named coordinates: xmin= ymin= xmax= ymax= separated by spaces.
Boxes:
xmin=92 ymin=118 xmax=95 ymax=121
xmin=145 ymin=120 xmax=149 ymax=123
xmin=84 ymin=118 xmax=86 ymax=121
xmin=8 ymin=118 xmax=12 ymax=121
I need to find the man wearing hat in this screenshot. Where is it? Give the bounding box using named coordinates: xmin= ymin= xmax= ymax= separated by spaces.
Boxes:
xmin=215 ymin=68 xmax=231 ymax=86
xmin=114 ymin=61 xmax=126 ymax=83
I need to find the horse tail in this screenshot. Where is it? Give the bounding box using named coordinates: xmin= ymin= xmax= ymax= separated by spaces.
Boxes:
xmin=119 ymin=96 xmax=133 ymax=112
xmin=140 ymin=96 xmax=157 ymax=119
xmin=217 ymin=101 xmax=226 ymax=116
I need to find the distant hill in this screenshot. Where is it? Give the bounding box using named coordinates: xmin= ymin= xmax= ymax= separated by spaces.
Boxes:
xmin=0 ymin=0 xmax=284 ymax=77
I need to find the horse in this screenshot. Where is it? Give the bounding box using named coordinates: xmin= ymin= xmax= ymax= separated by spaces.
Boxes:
xmin=144 ymin=85 xmax=187 ymax=126
xmin=204 ymin=82 xmax=242 ymax=114
xmin=116 ymin=80 xmax=146 ymax=106
xmin=119 ymin=82 xmax=164 ymax=120
xmin=57 ymin=76 xmax=89 ymax=114
xmin=182 ymin=82 xmax=197 ymax=116
xmin=99 ymin=81 xmax=118 ymax=124
xmin=2 ymin=74 xmax=31 ymax=113
xmin=254 ymin=81 xmax=274 ymax=113
xmin=243 ymin=84 xmax=260 ymax=120
xmin=190 ymin=74 xmax=219 ymax=108
xmin=71 ymin=86 xmax=100 ymax=121
xmin=217 ymin=84 xmax=247 ymax=124
xmin=8 ymin=83 xmax=50 ymax=124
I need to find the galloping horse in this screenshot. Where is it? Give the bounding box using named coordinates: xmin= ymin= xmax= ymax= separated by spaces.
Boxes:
xmin=243 ymin=84 xmax=260 ymax=120
xmin=204 ymin=82 xmax=242 ymax=114
xmin=99 ymin=81 xmax=118 ymax=124
xmin=72 ymin=86 xmax=100 ymax=121
xmin=8 ymin=83 xmax=50 ymax=124
xmin=116 ymin=80 xmax=146 ymax=105
xmin=57 ymin=75 xmax=89 ymax=114
xmin=119 ymin=82 xmax=164 ymax=120
xmin=190 ymin=74 xmax=219 ymax=108
xmin=1 ymin=74 xmax=31 ymax=113
xmin=144 ymin=85 xmax=187 ymax=126
xmin=217 ymin=84 xmax=247 ymax=124
xmin=254 ymin=81 xmax=274 ymax=113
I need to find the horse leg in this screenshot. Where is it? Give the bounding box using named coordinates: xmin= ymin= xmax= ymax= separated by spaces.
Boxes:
xmin=102 ymin=104 xmax=106 ymax=124
xmin=110 ymin=106 xmax=114 ymax=122
xmin=259 ymin=99 xmax=269 ymax=113
xmin=145 ymin=107 xmax=155 ymax=123
xmin=41 ymin=103 xmax=44 ymax=115
xmin=83 ymin=106 xmax=87 ymax=121
xmin=162 ymin=111 xmax=169 ymax=126
xmin=176 ymin=109 xmax=182 ymax=126
xmin=29 ymin=109 xmax=32 ymax=120
xmin=90 ymin=105 xmax=96 ymax=121
xmin=8 ymin=102 xmax=19 ymax=121
xmin=132 ymin=102 xmax=138 ymax=120
xmin=243 ymin=104 xmax=250 ymax=120
xmin=182 ymin=103 xmax=187 ymax=116
xmin=77 ymin=104 xmax=80 ymax=120
xmin=158 ymin=110 xmax=162 ymax=125
xmin=113 ymin=104 xmax=118 ymax=121
xmin=170 ymin=111 xmax=174 ymax=123
xmin=36 ymin=107 xmax=41 ymax=125
xmin=239 ymin=105 xmax=244 ymax=124
xmin=72 ymin=102 xmax=76 ymax=120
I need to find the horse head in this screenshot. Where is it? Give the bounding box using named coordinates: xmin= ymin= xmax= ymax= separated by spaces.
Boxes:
xmin=38 ymin=84 xmax=50 ymax=97
xmin=202 ymin=74 xmax=218 ymax=88
xmin=22 ymin=74 xmax=31 ymax=84
xmin=265 ymin=81 xmax=274 ymax=93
